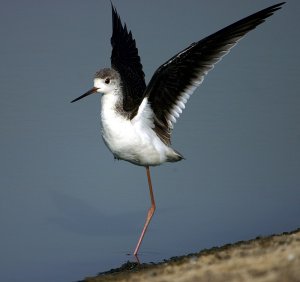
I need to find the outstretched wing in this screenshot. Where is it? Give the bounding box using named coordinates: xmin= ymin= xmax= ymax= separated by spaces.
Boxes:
xmin=111 ymin=4 xmax=146 ymax=114
xmin=145 ymin=2 xmax=284 ymax=145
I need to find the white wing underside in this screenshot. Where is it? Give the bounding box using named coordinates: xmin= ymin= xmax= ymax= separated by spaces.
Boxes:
xmin=138 ymin=3 xmax=284 ymax=144
xmin=166 ymin=40 xmax=240 ymax=130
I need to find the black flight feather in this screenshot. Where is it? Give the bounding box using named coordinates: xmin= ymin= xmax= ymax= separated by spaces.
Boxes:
xmin=110 ymin=4 xmax=146 ymax=114
xmin=145 ymin=2 xmax=285 ymax=145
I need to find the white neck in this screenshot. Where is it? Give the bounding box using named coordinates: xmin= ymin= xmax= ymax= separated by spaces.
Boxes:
xmin=100 ymin=89 xmax=125 ymax=124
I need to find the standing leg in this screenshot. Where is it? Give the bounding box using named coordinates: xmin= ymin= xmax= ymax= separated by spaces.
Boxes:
xmin=133 ymin=166 xmax=156 ymax=256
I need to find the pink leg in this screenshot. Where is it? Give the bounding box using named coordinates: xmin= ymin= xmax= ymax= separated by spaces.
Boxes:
xmin=133 ymin=166 xmax=156 ymax=256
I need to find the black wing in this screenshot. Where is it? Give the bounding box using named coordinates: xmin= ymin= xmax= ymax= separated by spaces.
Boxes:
xmin=145 ymin=2 xmax=285 ymax=145
xmin=111 ymin=4 xmax=146 ymax=115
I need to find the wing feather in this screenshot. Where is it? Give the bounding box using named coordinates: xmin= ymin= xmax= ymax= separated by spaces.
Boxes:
xmin=110 ymin=4 xmax=146 ymax=114
xmin=145 ymin=2 xmax=285 ymax=145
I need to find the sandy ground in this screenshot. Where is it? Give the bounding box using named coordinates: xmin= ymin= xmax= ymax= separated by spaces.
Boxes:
xmin=81 ymin=229 xmax=300 ymax=282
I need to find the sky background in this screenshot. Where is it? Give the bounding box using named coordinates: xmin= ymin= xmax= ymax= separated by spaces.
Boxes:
xmin=0 ymin=1 xmax=299 ymax=281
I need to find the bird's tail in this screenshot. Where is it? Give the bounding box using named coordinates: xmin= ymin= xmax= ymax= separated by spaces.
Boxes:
xmin=167 ymin=149 xmax=184 ymax=162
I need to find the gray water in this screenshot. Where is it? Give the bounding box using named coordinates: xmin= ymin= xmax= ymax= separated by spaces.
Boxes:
xmin=1 ymin=1 xmax=299 ymax=281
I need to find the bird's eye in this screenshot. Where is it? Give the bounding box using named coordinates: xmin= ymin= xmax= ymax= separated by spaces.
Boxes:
xmin=105 ymin=78 xmax=110 ymax=84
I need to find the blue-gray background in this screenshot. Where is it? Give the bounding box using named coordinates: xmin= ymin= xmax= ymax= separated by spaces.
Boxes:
xmin=1 ymin=1 xmax=299 ymax=281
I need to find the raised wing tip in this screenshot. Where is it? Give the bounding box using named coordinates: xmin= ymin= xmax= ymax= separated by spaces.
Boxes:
xmin=274 ymin=2 xmax=286 ymax=8
xmin=263 ymin=2 xmax=285 ymax=16
xmin=110 ymin=0 xmax=116 ymax=11
xmin=111 ymin=3 xmax=116 ymax=15
xmin=111 ymin=1 xmax=120 ymax=21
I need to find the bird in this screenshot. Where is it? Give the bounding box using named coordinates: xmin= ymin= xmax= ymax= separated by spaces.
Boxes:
xmin=71 ymin=2 xmax=285 ymax=256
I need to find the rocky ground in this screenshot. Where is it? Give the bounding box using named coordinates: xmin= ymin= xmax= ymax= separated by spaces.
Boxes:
xmin=81 ymin=229 xmax=300 ymax=282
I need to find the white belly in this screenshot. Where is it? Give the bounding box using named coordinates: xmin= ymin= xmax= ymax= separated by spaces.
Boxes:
xmin=100 ymin=95 xmax=177 ymax=166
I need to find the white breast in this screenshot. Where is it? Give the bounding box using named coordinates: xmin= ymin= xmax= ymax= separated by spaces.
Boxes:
xmin=100 ymin=94 xmax=176 ymax=166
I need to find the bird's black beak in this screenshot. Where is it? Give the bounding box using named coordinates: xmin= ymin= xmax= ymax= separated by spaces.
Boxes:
xmin=71 ymin=87 xmax=98 ymax=103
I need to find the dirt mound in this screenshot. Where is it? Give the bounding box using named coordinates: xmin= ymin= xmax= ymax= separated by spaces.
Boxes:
xmin=82 ymin=229 xmax=300 ymax=282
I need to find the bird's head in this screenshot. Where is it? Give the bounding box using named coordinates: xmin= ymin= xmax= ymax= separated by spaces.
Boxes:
xmin=71 ymin=68 xmax=120 ymax=103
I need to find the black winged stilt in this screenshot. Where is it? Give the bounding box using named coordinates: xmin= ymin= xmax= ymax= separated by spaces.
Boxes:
xmin=71 ymin=2 xmax=285 ymax=256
